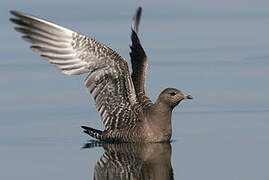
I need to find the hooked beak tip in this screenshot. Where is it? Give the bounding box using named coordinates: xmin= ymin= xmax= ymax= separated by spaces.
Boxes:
xmin=185 ymin=95 xmax=193 ymax=99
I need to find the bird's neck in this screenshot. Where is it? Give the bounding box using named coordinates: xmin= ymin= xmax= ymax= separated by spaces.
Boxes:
xmin=154 ymin=100 xmax=173 ymax=120
xmin=153 ymin=100 xmax=173 ymax=122
xmin=147 ymin=100 xmax=173 ymax=140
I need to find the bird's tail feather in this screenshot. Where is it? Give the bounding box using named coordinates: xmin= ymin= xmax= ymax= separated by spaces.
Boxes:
xmin=81 ymin=126 xmax=103 ymax=140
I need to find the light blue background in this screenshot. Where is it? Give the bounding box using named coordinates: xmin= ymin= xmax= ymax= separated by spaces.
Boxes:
xmin=0 ymin=0 xmax=269 ymax=179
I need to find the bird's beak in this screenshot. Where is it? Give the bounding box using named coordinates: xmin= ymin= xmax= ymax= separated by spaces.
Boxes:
xmin=184 ymin=95 xmax=193 ymax=99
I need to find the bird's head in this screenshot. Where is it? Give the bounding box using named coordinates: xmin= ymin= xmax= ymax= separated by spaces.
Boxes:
xmin=156 ymin=88 xmax=192 ymax=109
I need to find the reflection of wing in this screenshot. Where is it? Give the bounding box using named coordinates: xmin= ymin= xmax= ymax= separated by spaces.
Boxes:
xmin=10 ymin=11 xmax=141 ymax=130
xmin=94 ymin=151 xmax=142 ymax=180
xmin=87 ymin=143 xmax=174 ymax=180
xmin=129 ymin=7 xmax=152 ymax=107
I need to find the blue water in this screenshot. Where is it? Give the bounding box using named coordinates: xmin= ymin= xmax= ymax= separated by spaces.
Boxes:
xmin=1 ymin=0 xmax=269 ymax=179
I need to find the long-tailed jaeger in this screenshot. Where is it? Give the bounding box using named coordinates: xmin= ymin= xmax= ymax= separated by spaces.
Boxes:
xmin=10 ymin=7 xmax=192 ymax=142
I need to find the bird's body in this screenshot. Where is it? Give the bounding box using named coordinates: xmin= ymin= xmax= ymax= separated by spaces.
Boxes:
xmin=10 ymin=7 xmax=192 ymax=142
xmin=82 ymin=96 xmax=175 ymax=142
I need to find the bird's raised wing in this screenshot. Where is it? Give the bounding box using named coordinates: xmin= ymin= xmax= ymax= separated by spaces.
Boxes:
xmin=129 ymin=7 xmax=152 ymax=107
xmin=10 ymin=10 xmax=142 ymax=130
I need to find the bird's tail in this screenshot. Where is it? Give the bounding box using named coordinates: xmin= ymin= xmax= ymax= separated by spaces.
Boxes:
xmin=81 ymin=126 xmax=103 ymax=140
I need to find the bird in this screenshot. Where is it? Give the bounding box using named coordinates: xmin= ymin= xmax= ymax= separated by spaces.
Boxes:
xmin=10 ymin=7 xmax=192 ymax=142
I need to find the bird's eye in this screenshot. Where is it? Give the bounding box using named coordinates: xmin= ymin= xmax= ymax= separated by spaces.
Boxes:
xmin=170 ymin=92 xmax=176 ymax=96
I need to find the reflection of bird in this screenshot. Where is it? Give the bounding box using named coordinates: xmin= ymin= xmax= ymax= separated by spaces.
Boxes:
xmin=10 ymin=7 xmax=192 ymax=142
xmin=84 ymin=142 xmax=174 ymax=180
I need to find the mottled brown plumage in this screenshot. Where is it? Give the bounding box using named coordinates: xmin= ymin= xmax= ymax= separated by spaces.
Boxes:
xmin=10 ymin=7 xmax=192 ymax=142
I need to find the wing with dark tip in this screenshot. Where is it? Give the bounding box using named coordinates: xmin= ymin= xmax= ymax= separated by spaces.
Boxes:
xmin=129 ymin=7 xmax=152 ymax=107
xmin=10 ymin=10 xmax=142 ymax=130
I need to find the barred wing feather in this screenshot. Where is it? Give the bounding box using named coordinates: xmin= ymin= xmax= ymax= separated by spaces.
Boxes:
xmin=10 ymin=10 xmax=141 ymax=130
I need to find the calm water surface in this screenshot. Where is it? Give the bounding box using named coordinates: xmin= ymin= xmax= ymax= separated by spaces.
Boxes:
xmin=0 ymin=0 xmax=269 ymax=179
